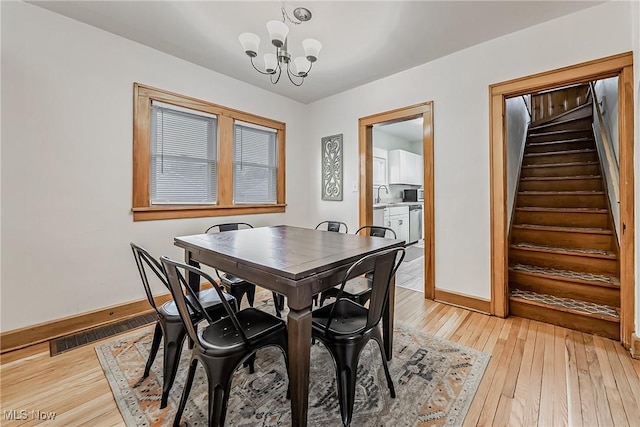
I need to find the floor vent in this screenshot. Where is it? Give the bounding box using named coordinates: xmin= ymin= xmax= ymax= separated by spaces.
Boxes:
xmin=49 ymin=312 xmax=157 ymax=356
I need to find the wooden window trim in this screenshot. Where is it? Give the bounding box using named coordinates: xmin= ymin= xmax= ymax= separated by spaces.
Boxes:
xmin=132 ymin=83 xmax=286 ymax=221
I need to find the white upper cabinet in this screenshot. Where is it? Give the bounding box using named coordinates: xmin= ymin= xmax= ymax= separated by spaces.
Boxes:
xmin=373 ymin=147 xmax=388 ymax=186
xmin=388 ymin=149 xmax=423 ymax=185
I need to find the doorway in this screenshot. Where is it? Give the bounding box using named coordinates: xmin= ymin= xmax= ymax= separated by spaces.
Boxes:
xmin=489 ymin=52 xmax=635 ymax=348
xmin=358 ymin=102 xmax=435 ymax=298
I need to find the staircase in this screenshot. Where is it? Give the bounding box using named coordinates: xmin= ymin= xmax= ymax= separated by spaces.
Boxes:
xmin=508 ymin=95 xmax=620 ymax=340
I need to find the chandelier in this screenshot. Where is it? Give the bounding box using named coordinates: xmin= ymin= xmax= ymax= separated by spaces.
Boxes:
xmin=238 ymin=5 xmax=322 ymax=86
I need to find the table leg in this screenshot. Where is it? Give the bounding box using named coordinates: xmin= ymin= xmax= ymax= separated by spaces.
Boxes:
xmin=184 ymin=250 xmax=201 ymax=293
xmin=383 ymin=274 xmax=396 ymax=361
xmin=287 ymin=306 xmax=312 ymax=427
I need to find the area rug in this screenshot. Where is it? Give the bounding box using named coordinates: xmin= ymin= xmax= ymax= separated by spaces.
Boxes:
xmin=96 ymin=323 xmax=489 ymax=426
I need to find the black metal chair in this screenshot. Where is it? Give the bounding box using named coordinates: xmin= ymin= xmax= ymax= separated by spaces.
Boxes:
xmin=315 ymin=220 xmax=349 ymax=233
xmin=205 ymin=223 xmax=285 ymax=318
xmin=130 ymin=243 xmax=236 ymax=409
xmin=160 ymin=256 xmax=289 ymax=427
xmin=319 ymin=225 xmax=398 ymax=307
xmin=312 ymin=247 xmax=405 ymax=427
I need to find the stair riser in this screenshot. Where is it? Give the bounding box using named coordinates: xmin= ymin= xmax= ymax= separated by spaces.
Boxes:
xmin=511 ymin=228 xmax=614 ymax=251
xmin=514 ymin=210 xmax=609 ymax=228
xmin=509 ymin=248 xmax=618 ymax=275
xmin=521 ymin=164 xmax=600 ymax=178
xmin=509 ymin=271 xmax=620 ymax=306
xmin=528 ymin=131 xmax=593 ymax=143
xmin=510 ymin=299 xmax=619 ymax=340
xmin=519 ymin=179 xmax=603 ymax=192
xmin=526 ymin=140 xmax=595 ymax=153
xmin=523 ymin=152 xmax=598 ymax=166
xmin=517 ymin=194 xmax=607 ymax=208
xmin=530 ymin=117 xmax=593 ymax=133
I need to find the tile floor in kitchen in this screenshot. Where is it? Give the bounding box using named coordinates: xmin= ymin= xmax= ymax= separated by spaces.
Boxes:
xmin=396 ymin=240 xmax=424 ymax=292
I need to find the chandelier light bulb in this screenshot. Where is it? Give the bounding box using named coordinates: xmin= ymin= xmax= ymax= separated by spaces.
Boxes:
xmin=264 ymin=53 xmax=278 ymax=73
xmin=293 ymin=57 xmax=311 ymax=77
xmin=238 ymin=33 xmax=260 ymax=57
xmin=302 ymin=39 xmax=322 ymax=62
xmin=266 ymin=20 xmax=289 ymax=48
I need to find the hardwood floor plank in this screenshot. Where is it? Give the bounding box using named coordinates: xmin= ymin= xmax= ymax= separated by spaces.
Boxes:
xmin=538 ymin=323 xmax=556 ymax=426
xmin=565 ymin=329 xmax=583 ymax=426
xmin=584 ymin=334 xmax=615 ymax=426
xmin=553 ymin=326 xmax=569 ymax=426
xmin=573 ymin=330 xmax=600 ymax=426
xmin=1 ymin=287 xmax=638 ymax=427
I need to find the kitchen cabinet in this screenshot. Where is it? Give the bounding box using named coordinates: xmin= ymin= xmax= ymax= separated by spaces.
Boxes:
xmin=383 ymin=205 xmax=409 ymax=243
xmin=388 ymin=149 xmax=423 ymax=185
xmin=373 ymin=207 xmax=385 ymax=227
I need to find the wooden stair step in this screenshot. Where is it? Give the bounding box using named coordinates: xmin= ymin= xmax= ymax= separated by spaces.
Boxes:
xmin=514 ymin=207 xmax=609 ymax=228
xmin=522 ymin=150 xmax=598 ymax=165
xmin=510 ymin=264 xmax=619 ymax=287
xmin=524 ymin=148 xmax=596 ymax=157
xmin=518 ymin=176 xmax=602 ymax=192
xmin=520 ymin=175 xmax=601 ymax=181
xmin=529 ymin=114 xmax=593 ymax=132
xmin=520 ymin=161 xmax=600 ymax=178
xmin=509 ymin=289 xmax=619 ymax=339
xmin=511 ymin=242 xmax=615 ymax=259
xmin=527 ymin=129 xmax=593 ymax=143
xmin=513 ymin=224 xmax=611 ymax=234
xmin=509 ymin=243 xmax=618 ymax=276
xmin=525 ymin=138 xmax=595 ymax=153
xmin=511 ymin=224 xmax=614 ymax=250
xmin=517 ymin=191 xmax=607 ymax=208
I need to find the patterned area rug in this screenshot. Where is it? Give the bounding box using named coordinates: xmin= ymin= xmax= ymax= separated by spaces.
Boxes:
xmin=96 ymin=324 xmax=489 ymax=426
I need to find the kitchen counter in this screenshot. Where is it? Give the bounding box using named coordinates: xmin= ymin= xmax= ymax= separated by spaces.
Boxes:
xmin=374 ymin=202 xmax=423 ymax=209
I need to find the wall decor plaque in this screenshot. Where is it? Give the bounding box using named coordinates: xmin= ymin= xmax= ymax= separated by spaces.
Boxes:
xmin=321 ymin=134 xmax=343 ymax=201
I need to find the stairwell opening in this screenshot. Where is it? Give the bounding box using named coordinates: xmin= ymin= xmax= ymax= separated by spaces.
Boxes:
xmin=489 ymin=52 xmax=635 ymax=348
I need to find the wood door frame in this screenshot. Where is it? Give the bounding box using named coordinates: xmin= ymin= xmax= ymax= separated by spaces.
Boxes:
xmin=358 ymin=102 xmax=435 ymax=298
xmin=489 ymin=52 xmax=635 ymax=348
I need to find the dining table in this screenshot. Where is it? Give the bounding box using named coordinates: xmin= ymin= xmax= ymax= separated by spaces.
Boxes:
xmin=174 ymin=225 xmax=404 ymax=427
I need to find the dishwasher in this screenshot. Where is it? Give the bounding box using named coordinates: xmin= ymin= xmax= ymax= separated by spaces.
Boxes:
xmin=409 ymin=205 xmax=422 ymax=244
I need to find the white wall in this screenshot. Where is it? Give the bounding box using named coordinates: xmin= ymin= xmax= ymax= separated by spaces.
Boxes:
xmin=307 ymin=1 xmax=633 ymax=300
xmin=505 ymin=97 xmax=530 ymax=226
xmin=594 ymin=77 xmax=620 ymax=162
xmin=0 ymin=2 xmax=310 ymax=331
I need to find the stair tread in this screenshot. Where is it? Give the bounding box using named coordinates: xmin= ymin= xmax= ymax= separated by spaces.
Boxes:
xmin=518 ymin=190 xmax=604 ymax=195
xmin=520 ymin=175 xmax=601 ymax=181
xmin=510 ymin=263 xmax=619 ymax=286
xmin=513 ymin=224 xmax=612 ymax=234
xmin=524 ymin=148 xmax=596 ymax=157
xmin=529 ymin=114 xmax=593 ymax=131
xmin=521 ymin=161 xmax=598 ymax=169
xmin=511 ymin=242 xmax=616 ymax=258
xmin=510 ymin=288 xmax=619 ymax=320
xmin=529 ymin=129 xmax=592 ymax=137
xmin=515 ymin=207 xmax=608 ymax=213
xmin=527 ymin=137 xmax=593 ymax=146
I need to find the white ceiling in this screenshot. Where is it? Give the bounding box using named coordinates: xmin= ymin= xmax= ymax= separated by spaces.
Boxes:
xmin=30 ymin=1 xmax=604 ymax=104
xmin=375 ymin=118 xmax=423 ymax=142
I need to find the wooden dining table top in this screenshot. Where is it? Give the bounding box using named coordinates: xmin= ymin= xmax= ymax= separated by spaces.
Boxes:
xmin=174 ymin=224 xmax=405 ymax=282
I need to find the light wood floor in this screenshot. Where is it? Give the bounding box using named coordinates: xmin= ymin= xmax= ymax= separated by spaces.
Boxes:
xmin=1 ymin=288 xmax=639 ymax=426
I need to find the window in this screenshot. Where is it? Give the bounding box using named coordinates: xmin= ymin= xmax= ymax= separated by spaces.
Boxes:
xmin=234 ymin=121 xmax=277 ymax=204
xmin=132 ymin=83 xmax=286 ymax=221
xmin=150 ymin=102 xmax=217 ymax=204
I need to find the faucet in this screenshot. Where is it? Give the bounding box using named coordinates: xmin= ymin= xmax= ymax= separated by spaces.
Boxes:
xmin=375 ymin=185 xmax=388 ymax=204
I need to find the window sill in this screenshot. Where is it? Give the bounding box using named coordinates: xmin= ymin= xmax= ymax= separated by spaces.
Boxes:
xmin=132 ymin=204 xmax=286 ymax=221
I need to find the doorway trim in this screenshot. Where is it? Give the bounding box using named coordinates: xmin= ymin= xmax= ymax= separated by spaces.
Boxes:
xmin=358 ymin=102 xmax=435 ymax=298
xmin=489 ymin=52 xmax=635 ymax=348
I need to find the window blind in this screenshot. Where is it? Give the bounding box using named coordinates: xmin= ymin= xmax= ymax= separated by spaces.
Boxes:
xmin=233 ymin=121 xmax=277 ymax=204
xmin=150 ymin=102 xmax=217 ymax=204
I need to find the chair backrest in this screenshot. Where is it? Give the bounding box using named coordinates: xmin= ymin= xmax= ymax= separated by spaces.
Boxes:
xmin=160 ymin=256 xmax=251 ymax=349
xmin=355 ymin=225 xmax=397 ymax=239
xmin=130 ymin=242 xmax=170 ymax=312
xmin=205 ymin=222 xmax=254 ymax=234
xmin=325 ymin=247 xmax=405 ymax=332
xmin=315 ymin=221 xmax=348 ymax=233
